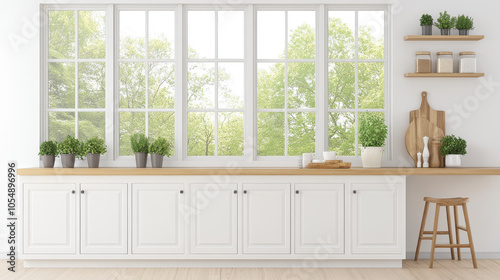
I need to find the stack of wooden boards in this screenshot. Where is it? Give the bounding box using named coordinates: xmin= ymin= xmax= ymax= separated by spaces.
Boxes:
xmin=306 ymin=160 xmax=351 ymax=169
xmin=404 ymin=91 xmax=445 ymax=167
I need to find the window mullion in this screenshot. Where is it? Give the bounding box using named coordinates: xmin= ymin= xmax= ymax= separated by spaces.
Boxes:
xmin=317 ymin=5 xmax=327 ymax=155
xmin=214 ymin=10 xmax=219 ymax=157
xmin=145 ymin=10 xmax=150 ymax=138
xmin=354 ymin=10 xmax=359 ymax=157
xmin=178 ymin=4 xmax=186 ymax=161
xmin=75 ymin=10 xmax=79 ymax=139
xmin=105 ymin=4 xmax=115 ymax=161
xmin=245 ymin=5 xmax=255 ymax=161
xmin=284 ymin=10 xmax=288 ymax=157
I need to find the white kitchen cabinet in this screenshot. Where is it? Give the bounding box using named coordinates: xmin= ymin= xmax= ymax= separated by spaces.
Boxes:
xmin=80 ymin=184 xmax=128 ymax=254
xmin=351 ymin=183 xmax=404 ymax=254
xmin=190 ymin=184 xmax=238 ymax=254
xmin=23 ymin=184 xmax=76 ymax=254
xmin=242 ymin=184 xmax=291 ymax=254
xmin=132 ymin=184 xmax=185 ymax=254
xmin=294 ymin=184 xmax=344 ymax=254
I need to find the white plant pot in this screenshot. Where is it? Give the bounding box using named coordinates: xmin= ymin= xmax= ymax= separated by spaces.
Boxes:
xmin=445 ymin=154 xmax=462 ymax=167
xmin=361 ymin=147 xmax=384 ymax=168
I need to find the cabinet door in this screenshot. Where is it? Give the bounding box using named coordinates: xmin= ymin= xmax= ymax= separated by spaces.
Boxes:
xmin=190 ymin=184 xmax=237 ymax=254
xmin=132 ymin=184 xmax=185 ymax=254
xmin=24 ymin=184 xmax=76 ymax=254
xmin=243 ymin=184 xmax=290 ymax=254
xmin=294 ymin=184 xmax=344 ymax=254
xmin=81 ymin=184 xmax=127 ymax=254
xmin=351 ymin=183 xmax=403 ymax=254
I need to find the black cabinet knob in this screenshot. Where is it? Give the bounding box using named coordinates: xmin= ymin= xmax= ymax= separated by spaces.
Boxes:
xmin=243 ymin=190 xmax=247 ymax=194
xmin=353 ymin=190 xmax=357 ymax=194
xmin=233 ymin=190 xmax=238 ymax=194
xmin=81 ymin=190 xmax=85 ymax=194
xmin=295 ymin=190 xmax=299 ymax=194
xmin=71 ymin=190 xmax=75 ymax=194
xmin=180 ymin=190 xmax=184 ymax=194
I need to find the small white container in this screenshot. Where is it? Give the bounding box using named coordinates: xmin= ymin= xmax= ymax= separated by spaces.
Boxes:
xmin=323 ymin=151 xmax=337 ymax=160
xmin=437 ymin=51 xmax=453 ymax=73
xmin=459 ymin=51 xmax=477 ymax=73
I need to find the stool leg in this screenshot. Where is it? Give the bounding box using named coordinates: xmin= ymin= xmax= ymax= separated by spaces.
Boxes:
xmin=415 ymin=201 xmax=430 ymax=261
xmin=430 ymin=203 xmax=440 ymax=268
xmin=446 ymin=206 xmax=455 ymax=260
xmin=462 ymin=203 xmax=477 ymax=269
xmin=454 ymin=205 xmax=461 ymax=261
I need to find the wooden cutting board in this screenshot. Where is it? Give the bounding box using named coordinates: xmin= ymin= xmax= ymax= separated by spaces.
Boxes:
xmin=409 ymin=91 xmax=445 ymax=133
xmin=405 ymin=117 xmax=445 ymax=167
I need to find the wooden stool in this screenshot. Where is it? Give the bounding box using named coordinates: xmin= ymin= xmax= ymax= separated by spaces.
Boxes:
xmin=414 ymin=197 xmax=477 ymax=268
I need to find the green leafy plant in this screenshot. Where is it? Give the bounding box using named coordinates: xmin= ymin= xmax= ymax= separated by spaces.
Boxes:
xmin=440 ymin=135 xmax=467 ymax=156
xmin=358 ymin=113 xmax=388 ymax=147
xmin=130 ymin=133 xmax=149 ymax=153
xmin=434 ymin=11 xmax=456 ymax=29
xmin=82 ymin=137 xmax=107 ymax=155
xmin=38 ymin=140 xmax=58 ymax=156
xmin=57 ymin=135 xmax=83 ymax=158
xmin=420 ymin=14 xmax=433 ymax=26
xmin=149 ymin=137 xmax=172 ymax=157
xmin=455 ymin=15 xmax=474 ymax=30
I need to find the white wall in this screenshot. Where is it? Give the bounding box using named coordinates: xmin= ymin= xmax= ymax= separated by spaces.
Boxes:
xmin=1 ymin=0 xmax=500 ymax=258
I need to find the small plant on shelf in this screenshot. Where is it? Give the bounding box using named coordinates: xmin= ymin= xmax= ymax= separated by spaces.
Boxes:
xmin=420 ymin=14 xmax=433 ymax=35
xmin=358 ymin=113 xmax=388 ymax=168
xmin=38 ymin=140 xmax=58 ymax=168
xmin=149 ymin=137 xmax=172 ymax=168
xmin=82 ymin=137 xmax=107 ymax=168
xmin=455 ymin=14 xmax=474 ymax=35
xmin=440 ymin=134 xmax=467 ymax=167
xmin=57 ymin=135 xmax=82 ymax=168
xmin=434 ymin=11 xmax=456 ymax=35
xmin=130 ymin=133 xmax=149 ymax=168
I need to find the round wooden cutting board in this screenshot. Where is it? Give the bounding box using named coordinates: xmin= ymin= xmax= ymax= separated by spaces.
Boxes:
xmin=405 ymin=117 xmax=445 ymax=167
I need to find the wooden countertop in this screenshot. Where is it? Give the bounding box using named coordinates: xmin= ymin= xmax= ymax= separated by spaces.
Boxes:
xmin=17 ymin=167 xmax=500 ymax=176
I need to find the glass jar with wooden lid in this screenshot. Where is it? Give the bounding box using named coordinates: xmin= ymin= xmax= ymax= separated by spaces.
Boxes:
xmin=437 ymin=51 xmax=453 ymax=73
xmin=415 ymin=51 xmax=431 ymax=73
xmin=459 ymin=51 xmax=476 ymax=73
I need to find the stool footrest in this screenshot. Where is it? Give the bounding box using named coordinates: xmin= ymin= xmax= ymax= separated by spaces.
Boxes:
xmin=423 ymin=231 xmax=450 ymax=235
xmin=435 ymin=244 xmax=471 ymax=248
xmin=421 ymin=237 xmax=433 ymax=240
xmin=457 ymin=225 xmax=467 ymax=231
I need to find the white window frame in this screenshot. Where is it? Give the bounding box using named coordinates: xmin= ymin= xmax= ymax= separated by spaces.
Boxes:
xmin=40 ymin=3 xmax=392 ymax=167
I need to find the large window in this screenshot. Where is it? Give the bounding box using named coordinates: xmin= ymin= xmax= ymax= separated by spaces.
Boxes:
xmin=42 ymin=4 xmax=389 ymax=166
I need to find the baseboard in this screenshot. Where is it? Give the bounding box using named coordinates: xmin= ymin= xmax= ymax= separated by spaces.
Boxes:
xmin=406 ymin=251 xmax=500 ymax=260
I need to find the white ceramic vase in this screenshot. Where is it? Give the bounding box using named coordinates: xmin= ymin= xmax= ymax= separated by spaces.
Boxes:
xmin=361 ymin=147 xmax=384 ymax=168
xmin=445 ymin=154 xmax=462 ymax=167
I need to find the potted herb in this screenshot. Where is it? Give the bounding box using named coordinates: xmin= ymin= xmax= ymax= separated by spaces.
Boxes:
xmin=440 ymin=135 xmax=467 ymax=167
xmin=131 ymin=133 xmax=149 ymax=168
xmin=455 ymin=14 xmax=474 ymax=35
xmin=148 ymin=137 xmax=172 ymax=168
xmin=420 ymin=14 xmax=433 ymax=35
xmin=358 ymin=113 xmax=388 ymax=168
xmin=57 ymin=135 xmax=82 ymax=168
xmin=38 ymin=140 xmax=58 ymax=168
xmin=434 ymin=11 xmax=456 ymax=35
xmin=82 ymin=137 xmax=107 ymax=168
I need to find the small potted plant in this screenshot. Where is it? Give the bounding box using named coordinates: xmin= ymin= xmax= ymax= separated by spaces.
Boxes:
xmin=58 ymin=135 xmax=82 ymax=168
xmin=420 ymin=14 xmax=433 ymax=35
xmin=440 ymin=135 xmax=467 ymax=167
xmin=38 ymin=140 xmax=58 ymax=168
xmin=131 ymin=133 xmax=149 ymax=168
xmin=455 ymin=14 xmax=474 ymax=35
xmin=82 ymin=137 xmax=107 ymax=168
xmin=148 ymin=137 xmax=172 ymax=168
xmin=358 ymin=113 xmax=388 ymax=168
xmin=434 ymin=11 xmax=456 ymax=35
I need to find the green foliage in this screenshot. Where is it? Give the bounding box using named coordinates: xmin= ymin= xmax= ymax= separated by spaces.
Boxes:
xmin=420 ymin=14 xmax=433 ymax=26
xmin=57 ymin=135 xmax=83 ymax=159
xmin=149 ymin=137 xmax=172 ymax=157
xmin=130 ymin=133 xmax=149 ymax=153
xmin=455 ymin=15 xmax=474 ymax=30
xmin=39 ymin=140 xmax=58 ymax=156
xmin=440 ymin=135 xmax=467 ymax=156
xmin=358 ymin=113 xmax=387 ymax=147
xmin=82 ymin=136 xmax=107 ymax=155
xmin=434 ymin=11 xmax=456 ymax=29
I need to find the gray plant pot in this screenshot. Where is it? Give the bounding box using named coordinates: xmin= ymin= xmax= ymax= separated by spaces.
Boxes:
xmin=135 ymin=152 xmax=148 ymax=168
xmin=42 ymin=155 xmax=55 ymax=168
xmin=440 ymin=28 xmax=451 ymax=35
xmin=61 ymin=154 xmax=76 ymax=168
xmin=458 ymin=29 xmax=469 ymax=35
xmin=151 ymin=153 xmax=164 ymax=168
xmin=87 ymin=153 xmax=101 ymax=168
xmin=421 ymin=25 xmax=432 ymax=35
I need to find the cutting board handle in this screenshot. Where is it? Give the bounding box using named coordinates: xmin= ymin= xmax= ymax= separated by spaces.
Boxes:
xmin=420 ymin=91 xmax=429 ymax=109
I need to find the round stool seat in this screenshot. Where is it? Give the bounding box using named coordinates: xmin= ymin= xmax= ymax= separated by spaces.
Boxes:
xmin=424 ymin=197 xmax=469 ymax=206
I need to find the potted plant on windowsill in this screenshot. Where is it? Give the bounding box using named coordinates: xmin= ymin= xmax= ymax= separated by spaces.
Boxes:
xmin=440 ymin=135 xmax=467 ymax=167
xmin=420 ymin=14 xmax=433 ymax=35
xmin=455 ymin=14 xmax=474 ymax=35
xmin=82 ymin=136 xmax=107 ymax=168
xmin=434 ymin=11 xmax=456 ymax=35
xmin=57 ymin=135 xmax=82 ymax=168
xmin=149 ymin=137 xmax=172 ymax=168
xmin=39 ymin=140 xmax=58 ymax=168
xmin=131 ymin=133 xmax=149 ymax=168
xmin=358 ymin=113 xmax=388 ymax=168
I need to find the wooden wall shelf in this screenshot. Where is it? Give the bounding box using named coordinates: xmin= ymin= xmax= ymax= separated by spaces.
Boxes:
xmin=404 ymin=35 xmax=484 ymax=41
xmin=405 ymin=73 xmax=484 ymax=78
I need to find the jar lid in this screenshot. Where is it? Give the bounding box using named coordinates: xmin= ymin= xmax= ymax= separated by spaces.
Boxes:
xmin=437 ymin=51 xmax=453 ymax=55
xmin=416 ymin=51 xmax=431 ymax=55
xmin=459 ymin=51 xmax=476 ymax=55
